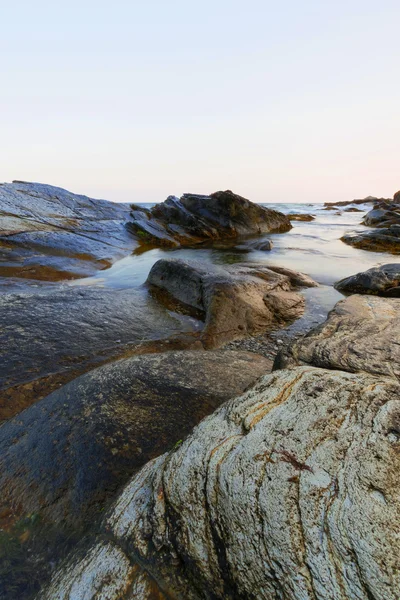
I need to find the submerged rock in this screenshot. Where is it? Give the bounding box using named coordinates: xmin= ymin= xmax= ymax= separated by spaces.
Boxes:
xmin=40 ymin=366 xmax=400 ymax=600
xmin=335 ymin=264 xmax=400 ymax=296
xmin=274 ymin=294 xmax=400 ymax=379
xmin=0 ymin=181 xmax=135 ymax=280
xmin=128 ymin=190 xmax=292 ymax=247
xmin=147 ymin=259 xmax=317 ymax=348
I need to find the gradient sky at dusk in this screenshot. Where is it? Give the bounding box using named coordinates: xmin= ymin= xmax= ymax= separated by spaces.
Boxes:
xmin=1 ymin=0 xmax=399 ymax=203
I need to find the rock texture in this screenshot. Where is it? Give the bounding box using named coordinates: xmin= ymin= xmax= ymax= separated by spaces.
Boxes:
xmin=40 ymin=367 xmax=400 ymax=600
xmin=128 ymin=190 xmax=292 ymax=247
xmin=0 ymin=350 xmax=269 ymax=599
xmin=0 ymin=285 xmax=201 ymax=420
xmin=147 ymin=259 xmax=317 ymax=348
xmin=0 ymin=181 xmax=135 ymax=280
xmin=335 ymin=264 xmax=400 ymax=296
xmin=274 ymin=294 xmax=400 ymax=379
xmin=0 ymin=350 xmax=268 ymax=529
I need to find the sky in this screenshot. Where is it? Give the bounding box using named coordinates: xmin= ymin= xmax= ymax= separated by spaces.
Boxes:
xmin=1 ymin=0 xmax=399 ymax=204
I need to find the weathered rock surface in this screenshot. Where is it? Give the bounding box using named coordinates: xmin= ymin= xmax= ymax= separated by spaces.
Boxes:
xmin=0 ymin=181 xmax=136 ymax=280
xmin=287 ymin=213 xmax=315 ymax=221
xmin=324 ymin=196 xmax=382 ymax=208
xmin=274 ymin=294 xmax=400 ymax=378
xmin=40 ymin=367 xmax=400 ymax=600
xmin=0 ymin=350 xmax=269 ymax=599
xmin=0 ymin=285 xmax=202 ymax=421
xmin=335 ymin=263 xmax=400 ymax=296
xmin=128 ymin=190 xmax=292 ymax=247
xmin=147 ymin=259 xmax=317 ymax=348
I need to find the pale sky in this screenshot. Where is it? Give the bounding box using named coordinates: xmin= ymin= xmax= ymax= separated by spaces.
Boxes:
xmin=1 ymin=0 xmax=399 ymax=204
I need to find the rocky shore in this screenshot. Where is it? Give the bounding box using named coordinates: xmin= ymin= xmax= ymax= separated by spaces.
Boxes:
xmin=1 ymin=182 xmax=400 ymax=599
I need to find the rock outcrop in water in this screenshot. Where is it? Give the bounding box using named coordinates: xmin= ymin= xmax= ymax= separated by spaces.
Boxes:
xmin=341 ymin=192 xmax=400 ymax=253
xmin=0 ymin=350 xmax=269 ymax=599
xmin=128 ymin=190 xmax=292 ymax=247
xmin=274 ymin=294 xmax=400 ymax=379
xmin=40 ymin=366 xmax=400 ymax=600
xmin=0 ymin=181 xmax=135 ymax=280
xmin=147 ymin=259 xmax=317 ymax=348
xmin=335 ymin=264 xmax=400 ymax=296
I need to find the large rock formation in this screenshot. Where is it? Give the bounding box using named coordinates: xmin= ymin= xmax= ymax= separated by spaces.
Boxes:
xmin=0 ymin=350 xmax=269 ymax=599
xmin=128 ymin=190 xmax=292 ymax=247
xmin=335 ymin=264 xmax=400 ymax=296
xmin=274 ymin=294 xmax=400 ymax=379
xmin=147 ymin=259 xmax=317 ymax=348
xmin=0 ymin=285 xmax=202 ymax=420
xmin=0 ymin=181 xmax=135 ymax=280
xmin=40 ymin=366 xmax=400 ymax=600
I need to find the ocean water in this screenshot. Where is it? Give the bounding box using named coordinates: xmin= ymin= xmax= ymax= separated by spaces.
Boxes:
xmin=67 ymin=201 xmax=400 ymax=332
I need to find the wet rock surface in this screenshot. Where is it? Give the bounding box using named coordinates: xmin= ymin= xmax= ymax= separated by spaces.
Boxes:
xmin=147 ymin=258 xmax=317 ymax=348
xmin=0 ymin=350 xmax=269 ymax=599
xmin=40 ymin=367 xmax=400 ymax=600
xmin=128 ymin=190 xmax=292 ymax=247
xmin=0 ymin=181 xmax=136 ymax=280
xmin=274 ymin=294 xmax=400 ymax=378
xmin=335 ymin=263 xmax=400 ymax=296
xmin=0 ymin=285 xmax=201 ymax=420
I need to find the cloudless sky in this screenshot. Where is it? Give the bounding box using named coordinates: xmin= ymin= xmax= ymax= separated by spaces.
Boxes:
xmin=1 ymin=0 xmax=399 ymax=203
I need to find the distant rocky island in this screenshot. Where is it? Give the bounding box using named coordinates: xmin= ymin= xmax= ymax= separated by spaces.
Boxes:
xmin=1 ymin=181 xmax=400 ymax=600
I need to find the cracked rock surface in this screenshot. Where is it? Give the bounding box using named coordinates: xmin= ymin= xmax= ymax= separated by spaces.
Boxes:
xmin=40 ymin=366 xmax=400 ymax=600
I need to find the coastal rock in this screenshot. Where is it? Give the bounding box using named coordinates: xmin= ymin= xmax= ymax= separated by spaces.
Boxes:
xmin=362 ymin=207 xmax=400 ymax=227
xmin=344 ymin=207 xmax=363 ymax=212
xmin=274 ymin=294 xmax=400 ymax=379
xmin=341 ymin=225 xmax=400 ymax=253
xmin=41 ymin=367 xmax=400 ymax=600
xmin=147 ymin=259 xmax=317 ymax=348
xmin=0 ymin=350 xmax=269 ymax=529
xmin=335 ymin=264 xmax=400 ymax=296
xmin=324 ymin=196 xmax=382 ymax=208
xmin=127 ymin=190 xmax=292 ymax=247
xmin=287 ymin=213 xmax=315 ymax=221
xmin=0 ymin=181 xmax=135 ymax=280
xmin=0 ymin=285 xmax=203 ymax=421
xmin=0 ymin=350 xmax=269 ymax=599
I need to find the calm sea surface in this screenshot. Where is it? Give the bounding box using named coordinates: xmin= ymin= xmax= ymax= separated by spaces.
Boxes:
xmin=68 ymin=201 xmax=400 ymax=332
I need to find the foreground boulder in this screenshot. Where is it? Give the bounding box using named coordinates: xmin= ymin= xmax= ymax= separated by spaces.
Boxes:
xmin=128 ymin=190 xmax=292 ymax=247
xmin=274 ymin=294 xmax=400 ymax=379
xmin=0 ymin=181 xmax=135 ymax=280
xmin=0 ymin=350 xmax=269 ymax=599
xmin=147 ymin=259 xmax=317 ymax=348
xmin=40 ymin=367 xmax=400 ymax=600
xmin=335 ymin=264 xmax=400 ymax=296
